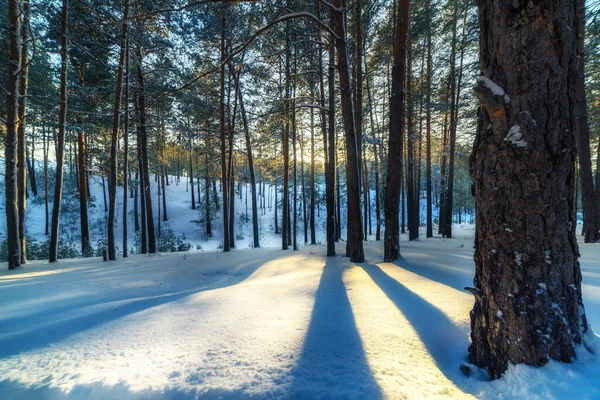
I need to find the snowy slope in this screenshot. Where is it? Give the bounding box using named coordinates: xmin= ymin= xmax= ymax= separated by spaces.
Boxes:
xmin=1 ymin=227 xmax=599 ymax=399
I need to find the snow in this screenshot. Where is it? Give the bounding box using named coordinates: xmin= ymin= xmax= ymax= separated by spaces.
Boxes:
xmin=1 ymin=226 xmax=600 ymax=399
xmin=478 ymin=76 xmax=511 ymax=104
xmin=504 ymin=125 xmax=528 ymax=149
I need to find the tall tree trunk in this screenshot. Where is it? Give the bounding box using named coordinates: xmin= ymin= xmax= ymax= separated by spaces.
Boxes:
xmin=5 ymin=0 xmax=22 ymax=269
xmin=323 ymin=18 xmax=336 ymax=256
xmin=406 ymin=38 xmax=417 ymax=241
xmin=43 ymin=123 xmax=49 ymax=236
xmin=78 ymin=130 xmax=90 ymax=256
xmin=310 ymin=84 xmax=317 ymax=245
xmin=136 ymin=49 xmax=156 ymax=253
xmin=220 ymin=4 xmax=230 ymax=252
xmin=292 ymin=60 xmax=299 ymax=252
xmin=108 ymin=0 xmax=129 ymax=260
xmin=365 ymin=55 xmax=381 ymax=241
xmin=232 ymin=72 xmax=259 ymax=247
xmin=575 ymin=3 xmax=599 ymax=242
xmin=282 ymin=31 xmax=291 ymax=251
xmin=331 ymin=0 xmax=364 ymax=262
xmin=425 ymin=0 xmax=433 ymax=238
xmin=123 ymin=36 xmax=130 ymax=258
xmin=354 ymin=0 xmax=364 ymax=242
xmin=384 ymin=0 xmax=410 ymax=261
xmin=27 ymin=119 xmax=38 ymax=197
xmin=17 ymin=0 xmax=30 ymax=263
xmin=443 ymin=4 xmax=465 ymax=239
xmin=49 ymin=0 xmax=68 ymax=263
xmin=205 ymin=136 xmax=212 ymax=237
xmin=468 ymin=0 xmax=588 ymax=379
xmin=189 ymin=137 xmax=196 ymax=210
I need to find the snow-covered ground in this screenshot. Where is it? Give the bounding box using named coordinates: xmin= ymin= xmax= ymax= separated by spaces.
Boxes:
xmin=1 ymin=225 xmax=599 ymax=399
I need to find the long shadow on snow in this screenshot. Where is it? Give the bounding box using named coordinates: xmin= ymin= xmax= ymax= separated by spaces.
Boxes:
xmin=0 ymin=253 xmax=274 ymax=359
xmin=0 ymin=378 xmax=267 ymax=400
xmin=366 ymin=243 xmax=474 ymax=292
xmin=360 ymin=262 xmax=471 ymax=393
xmin=288 ymin=257 xmax=382 ymax=399
xmin=0 ymin=252 xmax=265 ymax=331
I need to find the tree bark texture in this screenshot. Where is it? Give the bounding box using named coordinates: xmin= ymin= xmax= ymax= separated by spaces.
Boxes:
xmin=384 ymin=0 xmax=410 ymax=261
xmin=468 ymin=0 xmax=588 ymax=379
xmin=331 ymin=0 xmax=364 ymax=262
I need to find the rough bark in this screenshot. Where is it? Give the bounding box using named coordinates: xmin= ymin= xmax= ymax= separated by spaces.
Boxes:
xmin=49 ymin=0 xmax=68 ymax=263
xmin=383 ymin=0 xmax=410 ymax=261
xmin=331 ymin=0 xmax=364 ymax=262
xmin=468 ymin=0 xmax=588 ymax=379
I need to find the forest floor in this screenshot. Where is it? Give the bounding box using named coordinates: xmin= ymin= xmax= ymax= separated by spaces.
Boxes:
xmin=1 ymin=228 xmax=600 ymax=399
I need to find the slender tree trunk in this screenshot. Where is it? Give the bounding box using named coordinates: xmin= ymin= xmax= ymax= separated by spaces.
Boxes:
xmin=205 ymin=137 xmax=212 ymax=237
xmin=134 ymin=170 xmax=139 ymax=232
xmin=27 ymin=119 xmax=38 ymax=197
xmin=5 ymin=0 xmax=22 ymax=269
xmin=331 ymin=0 xmax=364 ymax=262
xmin=189 ymin=138 xmax=196 ymax=209
xmin=123 ymin=36 xmax=130 ymax=257
xmin=425 ymin=0 xmax=433 ymax=238
xmin=220 ymin=4 xmax=230 ymax=252
xmin=136 ymin=49 xmax=156 ymax=253
xmin=310 ymin=84 xmax=317 ymax=245
xmin=43 ymin=123 xmax=49 ymax=237
xmin=323 ymin=15 xmax=336 ymax=255
xmin=292 ymin=60 xmax=298 ymax=252
xmin=384 ymin=0 xmax=410 ymax=261
xmin=49 ymin=0 xmax=68 ymax=263
xmin=468 ymin=0 xmax=588 ymax=379
xmin=406 ymin=39 xmax=417 ymax=241
xmin=107 ymin=0 xmax=129 ymax=260
xmin=575 ymin=3 xmax=599 ymax=242
xmin=282 ymin=32 xmax=291 ymax=251
xmin=78 ymin=130 xmax=90 ymax=256
xmin=17 ymin=0 xmax=31 ymax=263
xmin=135 ymin=95 xmax=147 ymax=254
xmin=365 ymin=55 xmax=381 ymax=241
xmin=232 ymin=71 xmax=259 ymax=247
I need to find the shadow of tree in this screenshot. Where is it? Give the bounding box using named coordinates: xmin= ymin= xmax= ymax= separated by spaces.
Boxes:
xmin=360 ymin=262 xmax=471 ymax=393
xmin=0 ymin=253 xmax=275 ymax=359
xmin=288 ymin=257 xmax=382 ymax=399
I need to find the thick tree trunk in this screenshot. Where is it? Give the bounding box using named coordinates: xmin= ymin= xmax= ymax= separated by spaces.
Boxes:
xmin=78 ymin=130 xmax=90 ymax=256
xmin=468 ymin=0 xmax=588 ymax=379
xmin=331 ymin=0 xmax=364 ymax=262
xmin=384 ymin=0 xmax=410 ymax=261
xmin=49 ymin=0 xmax=68 ymax=263
xmin=108 ymin=0 xmax=129 ymax=260
xmin=5 ymin=0 xmax=22 ymax=269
